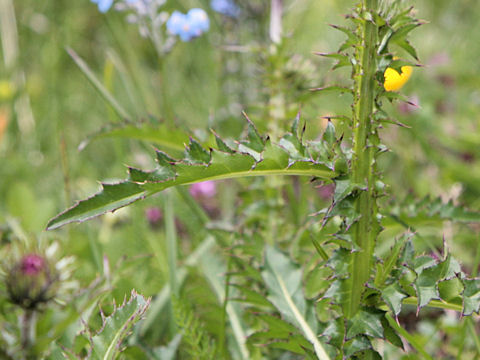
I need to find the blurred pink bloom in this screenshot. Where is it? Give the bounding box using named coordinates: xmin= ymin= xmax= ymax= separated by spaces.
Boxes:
xmin=145 ymin=206 xmax=162 ymax=226
xmin=189 ymin=181 xmax=217 ymax=198
xmin=428 ymin=52 xmax=450 ymax=67
xmin=317 ymin=183 xmax=335 ymax=201
xmin=20 ymin=254 xmax=45 ymax=276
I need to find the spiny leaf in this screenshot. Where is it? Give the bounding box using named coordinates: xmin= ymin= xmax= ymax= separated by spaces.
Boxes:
xmin=381 ymin=316 xmax=403 ymax=349
xmin=381 ymin=283 xmax=407 ymax=315
xmin=322 ymin=121 xmax=336 ymax=147
xmin=326 ymin=249 xmax=351 ymax=279
xmin=346 ymin=308 xmax=384 ymax=340
xmin=310 ymin=85 xmax=354 ymax=95
xmin=462 ymin=279 xmax=480 ymax=316
xmin=90 ymin=290 xmax=150 ymax=360
xmin=384 ymin=196 xmax=480 ymax=230
xmin=47 ymin=122 xmax=337 ymax=230
xmin=322 ymin=317 xmax=344 ymax=348
xmin=389 ymin=22 xmax=424 ymax=43
xmin=329 ymin=24 xmax=359 ymax=42
xmin=185 ymin=137 xmax=211 ymax=164
xmin=412 ymin=254 xmax=461 ymax=310
xmin=375 ymin=233 xmax=411 ymax=287
xmin=343 ymin=336 xmax=372 ymax=359
xmin=46 ymin=182 xmax=146 ymax=230
xmin=315 ymin=52 xmax=352 ymax=70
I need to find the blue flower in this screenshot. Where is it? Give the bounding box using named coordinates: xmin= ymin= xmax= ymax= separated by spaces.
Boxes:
xmin=166 ymin=11 xmax=193 ymax=42
xmin=167 ymin=9 xmax=210 ymax=42
xmin=91 ymin=0 xmax=114 ymax=13
xmin=210 ymin=0 xmax=240 ymax=17
xmin=187 ymin=8 xmax=210 ymax=36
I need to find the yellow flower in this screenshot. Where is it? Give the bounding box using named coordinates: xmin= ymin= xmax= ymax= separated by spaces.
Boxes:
xmin=383 ymin=64 xmax=412 ymax=92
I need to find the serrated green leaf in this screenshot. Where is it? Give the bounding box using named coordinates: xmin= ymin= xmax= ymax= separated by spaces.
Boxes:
xmin=323 ymin=280 xmax=349 ymax=305
xmin=315 ymin=52 xmax=352 ymax=70
xmin=90 ymin=291 xmax=150 ymax=360
xmin=329 ymin=24 xmax=359 ymax=42
xmin=346 ymin=308 xmax=384 ymax=339
xmin=323 ymin=121 xmax=336 ymax=147
xmin=333 ymin=179 xmax=362 ymax=204
xmin=261 ymin=246 xmax=331 ymax=360
xmin=278 ymin=133 xmax=309 ymax=161
xmin=326 ymin=249 xmax=351 ymax=279
xmin=414 ymin=265 xmax=441 ymax=309
xmin=311 ymin=85 xmax=354 ymax=96
xmin=413 ymin=255 xmax=460 ymax=310
xmin=395 ymin=39 xmax=419 ymax=60
xmin=322 ymin=317 xmax=344 ymax=348
xmin=438 ymin=278 xmax=463 ymax=302
xmin=344 ymin=336 xmax=372 ymax=358
xmin=462 ymin=279 xmax=480 ymax=316
xmin=381 ymin=316 xmax=403 ymax=349
xmin=389 ymin=22 xmax=423 ymax=43
xmin=47 ymin=126 xmax=336 ymax=230
xmin=214 ymin=132 xmax=235 ymax=154
xmin=375 ymin=233 xmax=411 ymax=287
xmin=185 ymin=137 xmax=211 ymax=164
xmin=381 ymin=283 xmax=407 ymax=315
xmin=244 ymin=117 xmax=264 ymax=152
xmin=46 ymin=182 xmax=146 ymax=230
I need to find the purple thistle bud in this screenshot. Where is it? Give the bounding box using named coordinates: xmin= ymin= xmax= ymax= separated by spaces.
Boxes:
xmin=145 ymin=206 xmax=163 ymax=227
xmin=20 ymin=254 xmax=45 ymax=276
xmin=6 ymin=253 xmax=57 ymax=310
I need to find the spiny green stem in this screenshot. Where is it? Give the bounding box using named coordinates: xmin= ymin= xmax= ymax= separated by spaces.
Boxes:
xmin=347 ymin=0 xmax=380 ymax=318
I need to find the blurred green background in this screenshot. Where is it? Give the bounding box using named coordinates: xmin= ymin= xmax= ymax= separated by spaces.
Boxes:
xmin=1 ymin=0 xmax=480 ymax=301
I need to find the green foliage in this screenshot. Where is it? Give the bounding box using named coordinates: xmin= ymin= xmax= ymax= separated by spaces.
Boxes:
xmin=172 ymin=296 xmax=217 ymax=360
xmin=46 ymin=118 xmax=338 ymax=230
xmin=51 ymin=290 xmax=150 ymax=359
xmin=4 ymin=0 xmax=480 ymax=359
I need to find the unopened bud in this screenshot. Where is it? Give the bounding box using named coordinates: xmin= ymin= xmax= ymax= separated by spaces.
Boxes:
xmin=6 ymin=254 xmax=58 ymax=310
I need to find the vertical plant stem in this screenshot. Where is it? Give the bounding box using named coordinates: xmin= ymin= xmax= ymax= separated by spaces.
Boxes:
xmin=347 ymin=0 xmax=379 ymax=318
xmin=165 ymin=190 xmax=178 ymax=334
xmin=21 ymin=309 xmax=35 ymax=357
xmin=218 ymin=255 xmax=232 ymax=358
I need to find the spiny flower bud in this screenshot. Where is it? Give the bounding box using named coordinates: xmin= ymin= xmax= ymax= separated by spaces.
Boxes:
xmin=6 ymin=253 xmax=59 ymax=310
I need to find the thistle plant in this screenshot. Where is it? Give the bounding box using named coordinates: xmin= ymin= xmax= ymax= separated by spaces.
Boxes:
xmin=42 ymin=0 xmax=480 ymax=358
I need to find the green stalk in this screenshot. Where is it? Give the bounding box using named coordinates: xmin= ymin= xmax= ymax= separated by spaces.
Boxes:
xmin=346 ymin=0 xmax=379 ymax=318
xmin=165 ymin=190 xmax=178 ymax=335
xmin=385 ymin=313 xmax=433 ymax=360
